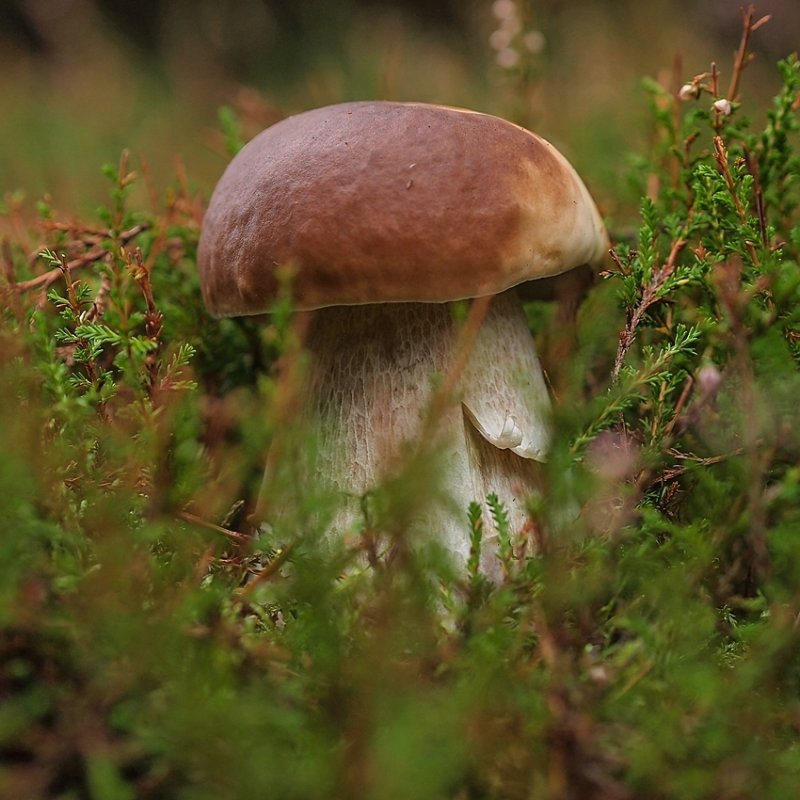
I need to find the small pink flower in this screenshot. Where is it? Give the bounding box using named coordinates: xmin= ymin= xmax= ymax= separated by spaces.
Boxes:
xmin=697 ymin=364 xmax=722 ymax=397
xmin=496 ymin=47 xmax=520 ymax=69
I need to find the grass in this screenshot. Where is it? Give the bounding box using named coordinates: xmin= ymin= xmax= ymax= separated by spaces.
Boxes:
xmin=1 ymin=7 xmax=799 ymax=799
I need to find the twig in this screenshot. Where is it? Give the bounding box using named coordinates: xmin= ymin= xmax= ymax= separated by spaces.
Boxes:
xmin=128 ymin=246 xmax=164 ymax=398
xmin=13 ymin=222 xmax=150 ymax=293
xmin=611 ymin=237 xmax=686 ymax=383
xmin=643 ymin=449 xmax=743 ymax=487
xmin=713 ymin=136 xmax=760 ymax=267
xmin=743 ymin=146 xmax=769 ymax=247
xmin=178 ymin=510 xmax=250 ymax=544
xmin=1 ymin=237 xmax=24 ymax=322
xmin=239 ymin=543 xmax=295 ymax=597
xmin=428 ymin=293 xmax=492 ymax=420
xmin=40 ymin=220 xmax=110 ymax=239
xmin=727 ymin=6 xmax=771 ymax=103
xmin=661 ymin=375 xmax=694 ymax=438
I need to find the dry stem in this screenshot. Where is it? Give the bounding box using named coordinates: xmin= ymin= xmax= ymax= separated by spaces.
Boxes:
xmin=611 ymin=236 xmax=687 ymax=384
xmin=14 ymin=223 xmax=150 ymax=293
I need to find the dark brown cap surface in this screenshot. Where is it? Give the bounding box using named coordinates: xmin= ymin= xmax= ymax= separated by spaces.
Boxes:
xmin=198 ymin=101 xmax=608 ymax=316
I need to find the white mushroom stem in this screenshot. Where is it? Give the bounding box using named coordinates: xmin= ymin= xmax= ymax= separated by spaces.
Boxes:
xmin=303 ymin=288 xmax=551 ymax=576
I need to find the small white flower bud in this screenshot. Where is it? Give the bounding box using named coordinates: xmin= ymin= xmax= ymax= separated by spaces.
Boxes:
xmin=589 ymin=665 xmax=610 ymax=685
xmin=713 ymin=98 xmax=733 ymax=116
xmin=523 ymin=30 xmax=545 ymax=54
xmin=678 ymin=83 xmax=699 ymax=101
xmin=500 ymin=13 xmax=522 ymax=35
xmin=496 ymin=47 xmax=519 ymax=69
xmin=489 ymin=29 xmax=513 ymax=51
xmin=492 ymin=0 xmax=516 ymax=20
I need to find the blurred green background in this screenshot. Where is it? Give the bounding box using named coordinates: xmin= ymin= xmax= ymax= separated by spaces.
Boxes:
xmin=1 ymin=0 xmax=797 ymax=221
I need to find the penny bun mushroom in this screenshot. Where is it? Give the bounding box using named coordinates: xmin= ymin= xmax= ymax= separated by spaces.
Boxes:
xmin=198 ymin=101 xmax=608 ymax=576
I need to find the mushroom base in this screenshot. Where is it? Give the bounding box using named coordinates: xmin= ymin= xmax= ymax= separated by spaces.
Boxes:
xmin=301 ymin=289 xmax=551 ymax=578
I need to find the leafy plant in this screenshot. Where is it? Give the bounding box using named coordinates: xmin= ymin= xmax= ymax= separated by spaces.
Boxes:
xmin=0 ymin=8 xmax=799 ymax=799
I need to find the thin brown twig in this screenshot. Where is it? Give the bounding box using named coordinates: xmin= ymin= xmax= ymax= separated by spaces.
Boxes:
xmin=662 ymin=375 xmax=694 ymax=438
xmin=727 ymin=6 xmax=772 ymax=103
xmin=40 ymin=220 xmax=110 ymax=238
xmin=743 ymin=146 xmax=769 ymax=247
xmin=88 ymin=273 xmax=112 ymax=323
xmin=428 ymin=293 xmax=492 ymax=421
xmin=635 ymin=447 xmax=733 ymax=497
xmin=239 ymin=542 xmax=295 ymax=597
xmin=128 ymin=245 xmax=165 ymax=398
xmin=14 ymin=222 xmax=150 ymax=293
xmin=611 ymin=236 xmax=687 ymax=383
xmin=15 ymin=247 xmax=106 ymax=293
xmin=713 ymin=136 xmax=760 ymax=267
xmin=1 ymin=237 xmax=24 ymax=322
xmin=178 ymin=510 xmax=250 ymax=544
xmin=139 ymin=156 xmax=162 ymax=215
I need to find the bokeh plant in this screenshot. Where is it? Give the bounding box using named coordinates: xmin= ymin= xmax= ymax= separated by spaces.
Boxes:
xmin=1 ymin=7 xmax=799 ymax=799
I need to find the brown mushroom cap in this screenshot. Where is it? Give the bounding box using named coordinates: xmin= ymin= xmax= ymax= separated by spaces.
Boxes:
xmin=198 ymin=101 xmax=608 ymax=316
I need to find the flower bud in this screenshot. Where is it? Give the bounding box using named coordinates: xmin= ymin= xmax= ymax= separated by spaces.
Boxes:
xmin=492 ymin=0 xmax=516 ymax=20
xmin=697 ymin=364 xmax=722 ymax=397
xmin=489 ymin=29 xmax=512 ymax=51
xmin=713 ymin=98 xmax=733 ymax=116
xmin=496 ymin=47 xmax=520 ymax=69
xmin=523 ymin=30 xmax=545 ymax=54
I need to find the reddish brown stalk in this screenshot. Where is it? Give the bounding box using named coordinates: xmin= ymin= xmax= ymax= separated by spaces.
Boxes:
xmin=1 ymin=237 xmax=24 ymax=323
xmin=129 ymin=246 xmax=165 ymax=399
xmin=178 ymin=510 xmax=249 ymax=544
xmin=652 ymin=450 xmax=744 ymax=485
xmin=88 ymin=273 xmax=112 ymax=323
xmin=611 ymin=236 xmax=687 ymax=383
xmin=743 ymin=146 xmax=769 ymax=246
xmin=53 ymin=253 xmax=109 ymax=418
xmin=727 ymin=6 xmax=772 ymax=103
xmin=427 ymin=293 xmax=492 ymax=423
xmin=139 ymin=156 xmax=162 ymax=215
xmin=14 ymin=223 xmax=150 ymax=293
xmin=239 ymin=543 xmax=296 ymax=597
xmin=710 ymin=62 xmax=719 ymax=98
xmin=40 ymin=220 xmax=110 ymax=239
xmin=650 ymin=371 xmax=694 ymax=441
xmin=713 ymin=136 xmax=760 ymax=267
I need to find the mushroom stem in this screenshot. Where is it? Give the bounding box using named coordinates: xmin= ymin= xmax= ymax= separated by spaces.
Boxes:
xmin=302 ymin=288 xmax=551 ymax=575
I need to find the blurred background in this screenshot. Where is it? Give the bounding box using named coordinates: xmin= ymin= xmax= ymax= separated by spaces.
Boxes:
xmin=1 ymin=0 xmax=798 ymax=222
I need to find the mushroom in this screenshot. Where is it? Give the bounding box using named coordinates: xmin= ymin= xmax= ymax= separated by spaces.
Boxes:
xmin=198 ymin=101 xmax=608 ymax=576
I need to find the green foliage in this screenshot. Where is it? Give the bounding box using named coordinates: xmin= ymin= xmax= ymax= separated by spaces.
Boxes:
xmin=217 ymin=106 xmax=246 ymax=157
xmin=1 ymin=21 xmax=800 ymax=800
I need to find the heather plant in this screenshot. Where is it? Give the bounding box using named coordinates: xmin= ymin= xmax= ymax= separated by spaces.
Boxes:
xmin=1 ymin=8 xmax=799 ymax=799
